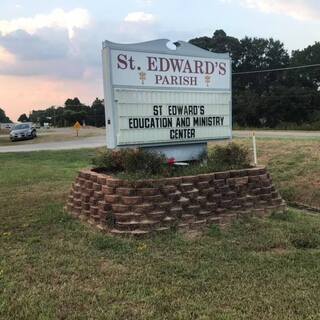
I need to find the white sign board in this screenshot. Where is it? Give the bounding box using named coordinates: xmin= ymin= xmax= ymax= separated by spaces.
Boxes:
xmin=102 ymin=39 xmax=232 ymax=155
xmin=111 ymin=50 xmax=230 ymax=90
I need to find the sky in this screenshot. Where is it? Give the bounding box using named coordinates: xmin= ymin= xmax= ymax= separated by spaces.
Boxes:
xmin=0 ymin=0 xmax=320 ymax=121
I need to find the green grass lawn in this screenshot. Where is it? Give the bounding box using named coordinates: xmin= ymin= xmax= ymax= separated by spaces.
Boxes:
xmin=1 ymin=147 xmax=320 ymax=319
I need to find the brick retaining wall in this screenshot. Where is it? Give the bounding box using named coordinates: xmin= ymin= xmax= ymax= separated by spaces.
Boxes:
xmin=65 ymin=166 xmax=286 ymax=237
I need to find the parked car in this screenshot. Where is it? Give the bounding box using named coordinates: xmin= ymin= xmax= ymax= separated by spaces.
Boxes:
xmin=10 ymin=123 xmax=37 ymax=142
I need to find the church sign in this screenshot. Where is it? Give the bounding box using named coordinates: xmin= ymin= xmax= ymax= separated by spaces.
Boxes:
xmin=102 ymin=39 xmax=232 ymax=159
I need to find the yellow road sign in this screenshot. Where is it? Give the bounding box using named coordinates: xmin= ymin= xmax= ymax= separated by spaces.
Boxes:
xmin=74 ymin=121 xmax=81 ymax=130
xmin=74 ymin=121 xmax=81 ymax=136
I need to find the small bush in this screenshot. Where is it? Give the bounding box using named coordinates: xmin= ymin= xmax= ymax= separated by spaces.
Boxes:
xmin=92 ymin=148 xmax=166 ymax=175
xmin=208 ymin=142 xmax=250 ymax=171
xmin=122 ymin=148 xmax=166 ymax=174
xmin=92 ymin=149 xmax=120 ymax=171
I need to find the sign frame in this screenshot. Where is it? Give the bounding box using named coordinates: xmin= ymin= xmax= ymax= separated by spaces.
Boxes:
xmin=102 ymin=39 xmax=232 ymax=159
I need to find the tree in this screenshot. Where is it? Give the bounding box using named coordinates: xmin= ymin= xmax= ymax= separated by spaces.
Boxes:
xmin=0 ymin=108 xmax=12 ymax=123
xmin=18 ymin=113 xmax=29 ymax=122
xmin=89 ymin=98 xmax=105 ymax=127
xmin=65 ymin=97 xmax=82 ymax=111
xmin=290 ymin=42 xmax=320 ymax=90
xmin=235 ymin=37 xmax=290 ymax=94
xmin=64 ymin=97 xmax=90 ymax=126
xmin=190 ymin=30 xmax=242 ymax=70
xmin=233 ymin=90 xmax=261 ymax=127
xmin=63 ymin=109 xmax=86 ymax=126
xmin=189 ymin=30 xmax=319 ymax=128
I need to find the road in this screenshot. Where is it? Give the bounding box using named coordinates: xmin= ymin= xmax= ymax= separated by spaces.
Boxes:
xmin=0 ymin=135 xmax=106 ymax=153
xmin=0 ymin=129 xmax=319 ymax=153
xmin=233 ymin=130 xmax=320 ymax=139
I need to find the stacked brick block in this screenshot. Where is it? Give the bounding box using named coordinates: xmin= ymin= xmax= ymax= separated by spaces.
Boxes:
xmin=66 ymin=166 xmax=286 ymax=237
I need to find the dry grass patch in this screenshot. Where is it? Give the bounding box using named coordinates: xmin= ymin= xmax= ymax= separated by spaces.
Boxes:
xmin=210 ymin=138 xmax=320 ymax=208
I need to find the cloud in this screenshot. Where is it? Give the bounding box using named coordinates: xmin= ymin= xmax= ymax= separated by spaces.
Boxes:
xmin=119 ymin=11 xmax=157 ymax=42
xmin=0 ymin=8 xmax=96 ymax=79
xmin=0 ymin=29 xmax=70 ymax=61
xmin=137 ymin=0 xmax=155 ymax=5
xmin=0 ymin=8 xmax=161 ymax=80
xmin=0 ymin=46 xmax=16 ymax=64
xmin=0 ymin=29 xmax=90 ymax=79
xmin=0 ymin=57 xmax=86 ymax=79
xmin=0 ymin=17 xmax=159 ymax=79
xmin=222 ymin=0 xmax=320 ymax=21
xmin=0 ymin=8 xmax=90 ymax=39
xmin=124 ymin=11 xmax=155 ymax=23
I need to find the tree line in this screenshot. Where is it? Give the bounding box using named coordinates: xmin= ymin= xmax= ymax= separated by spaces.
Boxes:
xmin=17 ymin=98 xmax=105 ymax=127
xmin=10 ymin=29 xmax=320 ymax=129
xmin=0 ymin=108 xmax=12 ymax=123
xmin=190 ymin=30 xmax=320 ymax=129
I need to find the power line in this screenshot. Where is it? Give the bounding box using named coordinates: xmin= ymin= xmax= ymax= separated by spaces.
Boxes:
xmin=233 ymin=64 xmax=320 ymax=75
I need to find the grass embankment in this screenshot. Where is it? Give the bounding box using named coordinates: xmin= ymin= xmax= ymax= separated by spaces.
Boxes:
xmin=1 ymin=148 xmax=320 ymax=319
xmin=231 ymin=138 xmax=320 ymax=208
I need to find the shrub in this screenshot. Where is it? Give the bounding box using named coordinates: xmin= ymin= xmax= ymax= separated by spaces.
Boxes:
xmin=208 ymin=142 xmax=250 ymax=171
xmin=92 ymin=149 xmax=121 ymax=172
xmin=92 ymin=148 xmax=166 ymax=175
xmin=122 ymin=148 xmax=166 ymax=174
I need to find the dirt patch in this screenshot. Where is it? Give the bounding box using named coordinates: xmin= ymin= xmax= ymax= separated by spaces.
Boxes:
xmin=182 ymin=230 xmax=203 ymax=241
xmin=99 ymin=259 xmax=128 ymax=273
xmin=269 ymin=247 xmax=289 ymax=255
